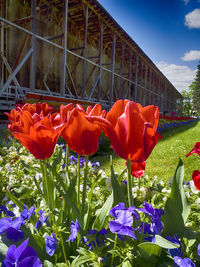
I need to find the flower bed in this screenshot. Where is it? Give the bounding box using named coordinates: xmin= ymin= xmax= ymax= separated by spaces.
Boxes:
xmin=0 ymin=101 xmax=200 ymax=267
xmin=157 ymin=115 xmax=198 ymax=133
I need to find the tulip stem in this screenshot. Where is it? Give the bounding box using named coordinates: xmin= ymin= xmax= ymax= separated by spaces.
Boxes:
xmin=77 ymin=154 xmax=81 ymax=204
xmin=127 ymin=160 xmax=134 ymax=207
xmin=110 ymin=233 xmax=118 ymax=267
xmin=59 ymin=231 xmax=69 ymax=266
xmin=65 ymin=144 xmax=70 ymax=185
xmin=81 ymin=155 xmax=89 ymax=228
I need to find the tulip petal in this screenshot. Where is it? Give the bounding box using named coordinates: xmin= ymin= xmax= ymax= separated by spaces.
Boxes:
xmin=106 ymin=99 xmax=129 ymax=127
xmin=63 ymin=109 xmax=101 ymax=155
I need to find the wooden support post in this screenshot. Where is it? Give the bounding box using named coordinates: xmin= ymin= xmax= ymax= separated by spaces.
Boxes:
xmin=110 ymin=33 xmax=116 ymax=107
xmin=0 ymin=14 xmax=4 ymax=88
xmin=139 ymin=60 xmax=143 ymax=103
xmin=158 ymin=77 xmax=160 ymax=108
xmin=119 ymin=43 xmax=124 ymax=99
xmin=134 ymin=55 xmax=139 ymax=101
xmin=127 ymin=51 xmax=132 ymax=99
xmin=98 ymin=22 xmax=103 ymax=101
xmin=30 ymin=0 xmax=36 ymax=91
xmin=143 ymin=63 xmax=147 ymax=106
xmin=81 ymin=5 xmax=88 ymax=99
xmin=149 ymin=69 xmax=152 ymax=104
xmin=60 ymin=0 xmax=68 ymax=97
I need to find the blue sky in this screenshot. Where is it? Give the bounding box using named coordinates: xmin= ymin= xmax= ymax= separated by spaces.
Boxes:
xmin=98 ymin=0 xmax=200 ymax=93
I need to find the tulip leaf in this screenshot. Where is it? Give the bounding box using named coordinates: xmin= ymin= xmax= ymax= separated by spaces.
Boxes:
xmin=154 ymin=235 xmax=180 ymax=249
xmin=46 ymin=163 xmax=68 ymax=193
xmin=162 ymin=159 xmax=190 ymax=238
xmin=92 ymin=192 xmax=113 ymax=231
xmin=52 ymin=146 xmax=63 ymax=169
xmin=138 ymin=242 xmax=161 ymax=266
xmin=11 ymin=185 xmax=33 ymax=199
xmin=110 ymin=155 xmax=126 ymax=205
xmin=6 ymin=190 xmax=24 ymax=211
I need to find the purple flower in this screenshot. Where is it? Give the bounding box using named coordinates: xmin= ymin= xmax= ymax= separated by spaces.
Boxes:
xmin=2 ymin=238 xmax=42 ymax=267
xmin=0 ymin=217 xmax=24 ymax=242
xmin=138 ymin=202 xmax=164 ymax=235
xmin=83 ymin=229 xmax=107 ymax=250
xmin=45 ymin=233 xmax=58 ymax=256
xmin=0 ymin=205 xmax=15 ymax=217
xmin=20 ymin=204 xmax=35 ymax=221
xmin=66 ymin=219 xmax=80 ymax=242
xmin=91 ymin=162 xmax=100 ymax=169
xmin=35 ymin=209 xmax=48 ymax=231
xmin=174 ymin=256 xmax=196 ymax=267
xmin=139 ymin=202 xmax=164 ymax=219
xmin=198 ymin=244 xmax=200 ymax=256
xmin=166 ymin=234 xmax=182 ymax=258
xmin=109 ymin=203 xmax=138 ymax=239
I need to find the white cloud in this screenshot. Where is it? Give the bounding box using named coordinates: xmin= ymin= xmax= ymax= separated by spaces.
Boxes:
xmin=182 ymin=50 xmax=200 ymax=61
xmin=156 ymin=61 xmax=197 ymax=92
xmin=185 ymin=8 xmax=200 ymax=28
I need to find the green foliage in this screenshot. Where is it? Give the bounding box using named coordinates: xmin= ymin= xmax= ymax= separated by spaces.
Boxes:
xmin=181 ymin=89 xmax=193 ymax=116
xmin=191 ymin=63 xmax=200 ymax=115
xmin=163 ymin=159 xmax=190 ymax=237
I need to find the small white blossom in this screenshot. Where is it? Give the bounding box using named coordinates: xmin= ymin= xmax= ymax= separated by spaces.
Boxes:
xmin=35 ymin=172 xmax=42 ymax=180
xmin=5 ymin=163 xmax=11 ymax=171
xmin=190 ymin=180 xmax=199 ymax=194
xmin=163 ymin=196 xmax=167 ymax=202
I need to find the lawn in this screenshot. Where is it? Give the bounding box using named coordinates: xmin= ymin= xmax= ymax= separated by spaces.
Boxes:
xmin=93 ymin=120 xmax=200 ymax=182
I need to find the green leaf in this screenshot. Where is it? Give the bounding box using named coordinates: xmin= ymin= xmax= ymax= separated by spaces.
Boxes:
xmin=162 ymin=159 xmax=190 ymax=237
xmin=52 ymin=146 xmax=63 ymax=168
xmin=138 ymin=242 xmax=161 ymax=266
xmin=6 ymin=190 xmax=24 ymax=210
xmin=47 ymin=163 xmax=68 ymax=193
xmin=44 ymin=260 xmax=54 ymax=267
xmin=122 ymin=261 xmax=132 ymax=267
xmin=110 ymin=155 xmax=126 ymax=205
xmin=154 ymin=235 xmax=180 ymax=249
xmin=92 ymin=192 xmax=113 ymax=231
xmin=11 ymin=185 xmax=33 ymax=199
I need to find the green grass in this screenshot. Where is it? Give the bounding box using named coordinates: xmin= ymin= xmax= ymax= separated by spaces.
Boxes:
xmin=92 ymin=121 xmax=200 ymax=182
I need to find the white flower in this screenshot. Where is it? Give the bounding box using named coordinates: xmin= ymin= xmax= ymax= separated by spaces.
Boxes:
xmin=12 ymin=206 xmax=20 ymax=217
xmin=160 ymin=180 xmax=165 ymax=187
xmin=185 ymin=192 xmax=190 ymax=198
xmin=35 ymin=172 xmax=42 ymax=180
xmin=190 ymin=180 xmax=199 ymax=194
xmin=5 ymin=163 xmax=11 ymax=171
xmin=163 ymin=197 xmax=167 ymax=202
xmin=161 ymin=188 xmax=170 ymax=194
xmin=80 ymin=184 xmax=89 ymax=192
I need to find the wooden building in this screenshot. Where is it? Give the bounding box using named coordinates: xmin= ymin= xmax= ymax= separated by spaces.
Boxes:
xmin=0 ymin=0 xmax=183 ymax=113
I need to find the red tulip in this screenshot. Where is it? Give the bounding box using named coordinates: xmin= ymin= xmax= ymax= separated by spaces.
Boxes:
xmin=12 ymin=113 xmax=64 ymax=160
xmin=6 ymin=106 xmax=64 ymax=160
xmin=61 ymin=104 xmax=105 ymax=156
xmin=87 ymin=100 xmax=160 ymax=162
xmin=130 ymin=161 xmax=146 ymax=178
xmin=186 ymin=142 xmax=200 ymax=157
xmin=192 ymin=170 xmax=200 ymax=191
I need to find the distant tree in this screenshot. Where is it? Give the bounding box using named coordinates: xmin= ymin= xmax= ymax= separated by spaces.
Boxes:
xmin=181 ymin=89 xmax=192 ymax=116
xmin=191 ymin=63 xmax=200 ymax=115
